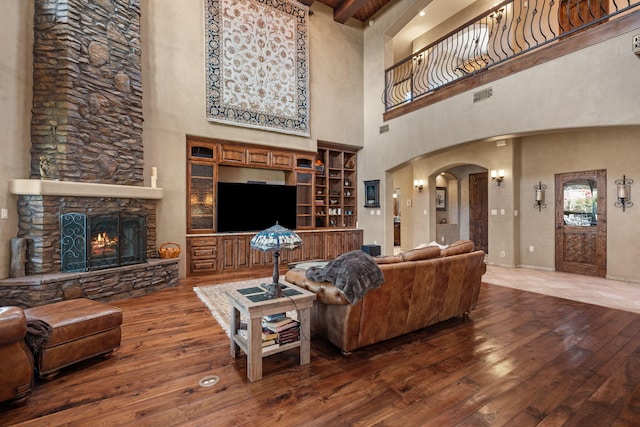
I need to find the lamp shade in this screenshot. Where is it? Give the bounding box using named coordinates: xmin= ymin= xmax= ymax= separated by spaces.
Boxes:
xmin=250 ymin=223 xmax=302 ymax=252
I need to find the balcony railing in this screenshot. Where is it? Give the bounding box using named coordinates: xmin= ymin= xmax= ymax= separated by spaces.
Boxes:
xmin=384 ymin=0 xmax=640 ymax=112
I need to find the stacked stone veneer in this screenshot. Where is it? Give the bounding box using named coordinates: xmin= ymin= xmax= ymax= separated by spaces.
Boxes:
xmin=0 ymin=0 xmax=177 ymax=306
xmin=31 ymin=0 xmax=143 ymax=183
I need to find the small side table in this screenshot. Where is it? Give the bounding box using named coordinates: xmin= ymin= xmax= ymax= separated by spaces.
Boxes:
xmin=226 ymin=282 xmax=316 ymax=382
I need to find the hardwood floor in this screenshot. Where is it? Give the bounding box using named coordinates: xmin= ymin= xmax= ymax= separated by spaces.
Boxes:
xmin=2 ymin=277 xmax=640 ymax=426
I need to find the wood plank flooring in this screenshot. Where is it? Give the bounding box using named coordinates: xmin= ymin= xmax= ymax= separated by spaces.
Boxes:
xmin=2 ymin=279 xmax=640 ymax=426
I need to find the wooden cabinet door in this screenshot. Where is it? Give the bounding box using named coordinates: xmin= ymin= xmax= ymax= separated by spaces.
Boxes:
xmin=271 ymin=151 xmax=294 ymax=169
xmin=301 ymin=232 xmax=325 ymax=260
xmin=219 ymin=235 xmax=251 ymax=272
xmin=219 ymin=145 xmax=245 ymax=165
xmin=246 ymin=148 xmax=270 ymax=167
xmin=345 ymin=229 xmax=363 ymax=252
xmin=324 ymin=231 xmax=345 ymax=260
xmin=187 ymin=161 xmax=216 ymax=234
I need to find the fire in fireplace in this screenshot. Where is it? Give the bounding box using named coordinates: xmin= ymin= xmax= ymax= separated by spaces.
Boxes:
xmin=61 ymin=212 xmax=147 ymax=272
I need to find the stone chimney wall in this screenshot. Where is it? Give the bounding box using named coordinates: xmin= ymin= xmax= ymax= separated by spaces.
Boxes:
xmin=31 ymin=0 xmax=143 ymax=184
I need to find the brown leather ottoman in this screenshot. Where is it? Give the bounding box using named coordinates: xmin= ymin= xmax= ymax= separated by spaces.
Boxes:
xmin=24 ymin=298 xmax=122 ymax=380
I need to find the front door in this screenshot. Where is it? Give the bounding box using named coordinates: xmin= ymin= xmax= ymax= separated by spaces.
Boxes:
xmin=555 ymin=170 xmax=607 ymax=277
xmin=469 ymin=172 xmax=488 ymax=254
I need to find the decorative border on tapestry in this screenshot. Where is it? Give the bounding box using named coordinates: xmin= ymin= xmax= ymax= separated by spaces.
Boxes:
xmin=204 ymin=0 xmax=310 ymax=137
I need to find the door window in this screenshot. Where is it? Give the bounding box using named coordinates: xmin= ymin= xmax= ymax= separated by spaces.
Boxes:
xmin=563 ymin=178 xmax=597 ymax=226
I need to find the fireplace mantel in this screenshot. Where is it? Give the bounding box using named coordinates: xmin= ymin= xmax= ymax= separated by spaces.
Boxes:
xmin=10 ymin=179 xmax=163 ymax=199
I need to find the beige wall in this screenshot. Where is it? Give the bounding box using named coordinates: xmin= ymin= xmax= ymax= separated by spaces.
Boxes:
xmin=0 ymin=2 xmax=33 ymax=278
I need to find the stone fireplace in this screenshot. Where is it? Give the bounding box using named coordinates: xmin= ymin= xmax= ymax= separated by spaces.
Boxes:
xmin=0 ymin=0 xmax=178 ymax=308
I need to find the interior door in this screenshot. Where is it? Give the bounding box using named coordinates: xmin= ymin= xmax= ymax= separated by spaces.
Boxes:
xmin=469 ymin=172 xmax=488 ymax=254
xmin=555 ymin=170 xmax=607 ymax=277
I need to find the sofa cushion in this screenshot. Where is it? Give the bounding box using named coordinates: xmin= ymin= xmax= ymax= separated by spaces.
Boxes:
xmin=401 ymin=246 xmax=441 ymax=262
xmin=374 ymin=254 xmax=404 ymax=264
xmin=441 ymin=240 xmax=475 ymax=256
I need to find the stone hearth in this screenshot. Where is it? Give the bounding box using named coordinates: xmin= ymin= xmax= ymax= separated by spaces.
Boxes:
xmin=0 ymin=258 xmax=178 ymax=308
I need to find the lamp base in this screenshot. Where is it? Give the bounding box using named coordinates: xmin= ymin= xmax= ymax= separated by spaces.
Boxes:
xmin=264 ymin=282 xmax=284 ymax=299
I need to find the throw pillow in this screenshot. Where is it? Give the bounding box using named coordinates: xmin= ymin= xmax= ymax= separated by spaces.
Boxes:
xmin=373 ymin=254 xmax=404 ymax=264
xmin=441 ymin=240 xmax=474 ymax=256
xmin=400 ymin=246 xmax=441 ymax=262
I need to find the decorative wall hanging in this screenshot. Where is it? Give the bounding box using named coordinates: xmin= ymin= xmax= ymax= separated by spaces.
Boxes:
xmin=364 ymin=180 xmax=380 ymax=208
xmin=435 ymin=187 xmax=447 ymax=211
xmin=204 ymin=0 xmax=310 ymax=137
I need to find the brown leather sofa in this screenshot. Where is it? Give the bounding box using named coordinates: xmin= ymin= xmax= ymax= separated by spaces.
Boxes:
xmin=285 ymin=240 xmax=486 ymax=353
xmin=0 ymin=307 xmax=34 ymax=405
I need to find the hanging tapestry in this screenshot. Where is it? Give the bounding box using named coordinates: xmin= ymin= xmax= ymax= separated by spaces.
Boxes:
xmin=204 ymin=0 xmax=310 ymax=136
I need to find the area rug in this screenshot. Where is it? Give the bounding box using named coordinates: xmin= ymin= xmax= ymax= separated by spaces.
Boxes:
xmin=204 ymin=0 xmax=310 ymax=136
xmin=194 ymin=277 xmax=297 ymax=337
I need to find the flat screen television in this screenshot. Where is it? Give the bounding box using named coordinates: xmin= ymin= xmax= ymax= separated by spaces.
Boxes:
xmin=217 ymin=182 xmax=297 ymax=232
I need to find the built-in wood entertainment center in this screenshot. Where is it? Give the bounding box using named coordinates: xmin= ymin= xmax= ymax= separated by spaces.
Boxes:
xmin=186 ymin=136 xmax=363 ymax=276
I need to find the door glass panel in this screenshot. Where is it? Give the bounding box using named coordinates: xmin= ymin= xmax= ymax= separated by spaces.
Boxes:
xmin=563 ymin=179 xmax=597 ymax=226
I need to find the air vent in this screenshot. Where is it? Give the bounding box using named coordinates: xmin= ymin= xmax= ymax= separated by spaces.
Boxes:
xmin=473 ymin=87 xmax=493 ymax=103
xmin=379 ymin=124 xmax=389 ymax=134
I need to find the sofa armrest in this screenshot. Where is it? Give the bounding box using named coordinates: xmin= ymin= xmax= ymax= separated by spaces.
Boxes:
xmin=285 ymin=269 xmax=350 ymax=305
xmin=0 ymin=307 xmax=27 ymax=346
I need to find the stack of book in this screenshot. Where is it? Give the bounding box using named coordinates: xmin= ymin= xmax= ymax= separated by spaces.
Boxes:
xmin=262 ymin=313 xmax=300 ymax=347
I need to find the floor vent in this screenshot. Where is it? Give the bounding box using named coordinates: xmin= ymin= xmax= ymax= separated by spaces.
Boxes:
xmin=473 ymin=87 xmax=493 ymax=103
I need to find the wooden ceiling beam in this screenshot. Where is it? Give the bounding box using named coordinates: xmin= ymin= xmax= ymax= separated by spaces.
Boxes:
xmin=334 ymin=0 xmax=369 ymax=24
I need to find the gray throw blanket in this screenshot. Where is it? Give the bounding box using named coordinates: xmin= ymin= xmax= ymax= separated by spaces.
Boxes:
xmin=305 ymin=250 xmax=384 ymax=304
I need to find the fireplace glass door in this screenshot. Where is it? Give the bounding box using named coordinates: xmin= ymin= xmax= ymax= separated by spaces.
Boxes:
xmin=61 ymin=211 xmax=147 ymax=272
xmin=89 ymin=213 xmax=121 ymax=270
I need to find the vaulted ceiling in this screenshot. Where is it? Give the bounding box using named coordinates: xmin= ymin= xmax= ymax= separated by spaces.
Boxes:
xmin=299 ymin=0 xmax=393 ymax=24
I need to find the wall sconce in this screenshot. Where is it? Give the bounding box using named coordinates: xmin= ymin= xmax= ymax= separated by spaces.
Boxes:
xmin=491 ymin=169 xmax=505 ymax=186
xmin=533 ymin=181 xmax=547 ymax=211
xmin=615 ymin=175 xmax=633 ymax=211
xmin=414 ymin=179 xmax=424 ymax=192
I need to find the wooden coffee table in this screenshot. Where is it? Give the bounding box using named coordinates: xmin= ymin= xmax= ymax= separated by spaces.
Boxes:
xmin=226 ymin=282 xmax=316 ymax=382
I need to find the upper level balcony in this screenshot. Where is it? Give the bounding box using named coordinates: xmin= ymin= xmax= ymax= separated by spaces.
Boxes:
xmin=384 ymin=0 xmax=640 ymax=121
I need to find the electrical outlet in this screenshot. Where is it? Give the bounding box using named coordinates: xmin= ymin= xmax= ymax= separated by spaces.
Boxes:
xmin=0 ymin=209 xmax=7 ymax=219
xmin=634 ymin=34 xmax=640 ymax=53
xmin=529 ymin=245 xmax=534 ymax=252
xmin=500 ymin=251 xmax=506 ymax=258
